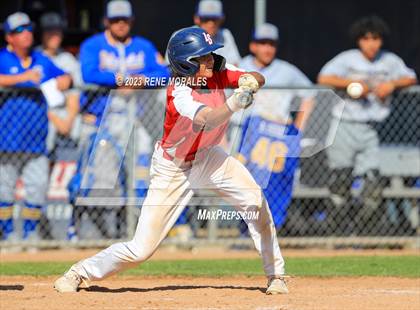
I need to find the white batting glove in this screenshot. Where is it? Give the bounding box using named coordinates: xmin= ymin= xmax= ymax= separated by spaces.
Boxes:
xmin=238 ymin=74 xmax=259 ymax=93
xmin=226 ymin=86 xmax=254 ymax=112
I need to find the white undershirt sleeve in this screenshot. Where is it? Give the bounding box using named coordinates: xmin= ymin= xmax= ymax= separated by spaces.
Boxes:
xmin=172 ymin=85 xmax=205 ymax=120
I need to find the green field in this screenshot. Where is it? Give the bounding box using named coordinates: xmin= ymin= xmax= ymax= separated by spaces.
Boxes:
xmin=1 ymin=256 xmax=419 ymax=278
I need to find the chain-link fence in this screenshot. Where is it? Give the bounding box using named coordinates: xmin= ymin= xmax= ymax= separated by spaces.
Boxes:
xmin=0 ymin=86 xmax=419 ymax=250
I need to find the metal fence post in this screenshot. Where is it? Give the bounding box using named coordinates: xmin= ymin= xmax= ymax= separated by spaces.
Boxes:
xmin=125 ymin=95 xmax=138 ymax=238
xmin=255 ymin=0 xmax=266 ymax=27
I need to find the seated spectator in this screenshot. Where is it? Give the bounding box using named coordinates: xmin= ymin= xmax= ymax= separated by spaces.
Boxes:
xmin=0 ymin=12 xmax=71 ymax=241
xmin=317 ymin=15 xmax=417 ymax=234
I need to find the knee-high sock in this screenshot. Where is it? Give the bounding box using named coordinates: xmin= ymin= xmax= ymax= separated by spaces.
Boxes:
xmin=21 ymin=202 xmax=42 ymax=239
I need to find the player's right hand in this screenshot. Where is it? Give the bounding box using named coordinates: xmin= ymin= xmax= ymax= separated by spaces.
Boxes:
xmin=354 ymin=80 xmax=370 ymax=98
xmin=226 ymin=86 xmax=254 ymax=112
xmin=21 ymin=69 xmax=41 ymax=84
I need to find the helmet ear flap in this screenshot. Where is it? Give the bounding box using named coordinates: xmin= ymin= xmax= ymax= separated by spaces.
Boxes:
xmin=212 ymin=53 xmax=226 ymax=72
xmin=169 ymin=57 xmax=199 ymax=76
xmin=185 ymin=58 xmax=200 ymax=75
xmin=167 ymin=27 xmax=224 ymax=76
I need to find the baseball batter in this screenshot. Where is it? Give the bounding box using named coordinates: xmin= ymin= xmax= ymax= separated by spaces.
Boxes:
xmin=54 ymin=27 xmax=288 ymax=295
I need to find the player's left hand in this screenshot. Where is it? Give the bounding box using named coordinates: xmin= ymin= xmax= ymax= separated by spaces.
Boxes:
xmin=238 ymin=74 xmax=260 ymax=93
xmin=226 ymin=86 xmax=255 ymax=112
xmin=373 ymin=81 xmax=395 ymax=100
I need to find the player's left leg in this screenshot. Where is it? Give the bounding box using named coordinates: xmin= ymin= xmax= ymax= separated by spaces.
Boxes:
xmin=235 ymin=178 xmax=290 ymax=239
xmin=194 ymin=146 xmax=287 ymax=294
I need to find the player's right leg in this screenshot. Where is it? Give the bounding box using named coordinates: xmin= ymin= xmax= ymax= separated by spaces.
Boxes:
xmin=54 ymin=145 xmax=194 ymax=292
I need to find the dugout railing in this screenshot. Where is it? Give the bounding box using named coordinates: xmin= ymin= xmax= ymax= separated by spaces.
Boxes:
xmin=0 ymin=85 xmax=419 ymax=250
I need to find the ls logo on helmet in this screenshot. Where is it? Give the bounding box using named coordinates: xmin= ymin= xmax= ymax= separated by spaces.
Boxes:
xmin=203 ymin=32 xmax=213 ymax=45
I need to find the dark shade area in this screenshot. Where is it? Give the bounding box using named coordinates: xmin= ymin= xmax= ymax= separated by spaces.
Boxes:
xmin=131 ymin=0 xmax=420 ymax=81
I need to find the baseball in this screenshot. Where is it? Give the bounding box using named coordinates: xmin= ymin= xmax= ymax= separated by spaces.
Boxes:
xmin=347 ymin=82 xmax=364 ymax=99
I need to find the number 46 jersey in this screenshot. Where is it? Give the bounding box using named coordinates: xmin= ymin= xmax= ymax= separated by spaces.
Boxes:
xmin=236 ymin=115 xmax=301 ymax=229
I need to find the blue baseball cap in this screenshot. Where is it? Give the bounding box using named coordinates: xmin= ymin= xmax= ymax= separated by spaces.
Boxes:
xmin=106 ymin=0 xmax=133 ymax=19
xmin=196 ymin=0 xmax=224 ymax=19
xmin=3 ymin=12 xmax=32 ymax=34
xmin=253 ymin=23 xmax=279 ymax=41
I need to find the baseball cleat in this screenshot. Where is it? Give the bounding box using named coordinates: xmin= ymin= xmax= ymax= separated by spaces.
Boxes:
xmin=266 ymin=277 xmax=289 ymax=295
xmin=54 ymin=267 xmax=83 ymax=292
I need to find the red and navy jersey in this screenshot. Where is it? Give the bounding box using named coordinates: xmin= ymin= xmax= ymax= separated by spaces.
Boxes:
xmin=161 ymin=67 xmax=243 ymax=160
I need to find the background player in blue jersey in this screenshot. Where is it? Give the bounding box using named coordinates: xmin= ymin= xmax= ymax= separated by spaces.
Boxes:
xmin=0 ymin=12 xmax=71 ymax=241
xmin=79 ymin=0 xmax=169 ymax=119
xmin=318 ymin=16 xmax=417 ymax=234
xmin=236 ymin=23 xmax=314 ymax=236
xmin=67 ymin=0 xmax=169 ymax=240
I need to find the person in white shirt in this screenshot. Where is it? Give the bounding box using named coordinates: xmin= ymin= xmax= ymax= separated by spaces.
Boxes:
xmin=240 ymin=23 xmax=313 ymax=129
xmin=37 ymin=12 xmax=80 ymax=140
xmin=318 ymin=15 xmax=417 ymax=234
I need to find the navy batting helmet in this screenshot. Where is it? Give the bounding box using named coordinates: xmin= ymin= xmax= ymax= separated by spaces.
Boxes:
xmin=167 ymin=26 xmax=223 ymax=76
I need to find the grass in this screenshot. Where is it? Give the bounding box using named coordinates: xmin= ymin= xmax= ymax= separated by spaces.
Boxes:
xmin=1 ymin=256 xmax=419 ymax=278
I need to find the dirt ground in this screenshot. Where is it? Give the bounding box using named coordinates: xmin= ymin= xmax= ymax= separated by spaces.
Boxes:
xmin=1 ymin=248 xmax=419 ymax=309
xmin=0 ymin=275 xmax=419 ymax=310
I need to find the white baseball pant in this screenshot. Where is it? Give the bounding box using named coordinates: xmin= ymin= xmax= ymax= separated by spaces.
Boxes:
xmin=75 ymin=142 xmax=285 ymax=280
